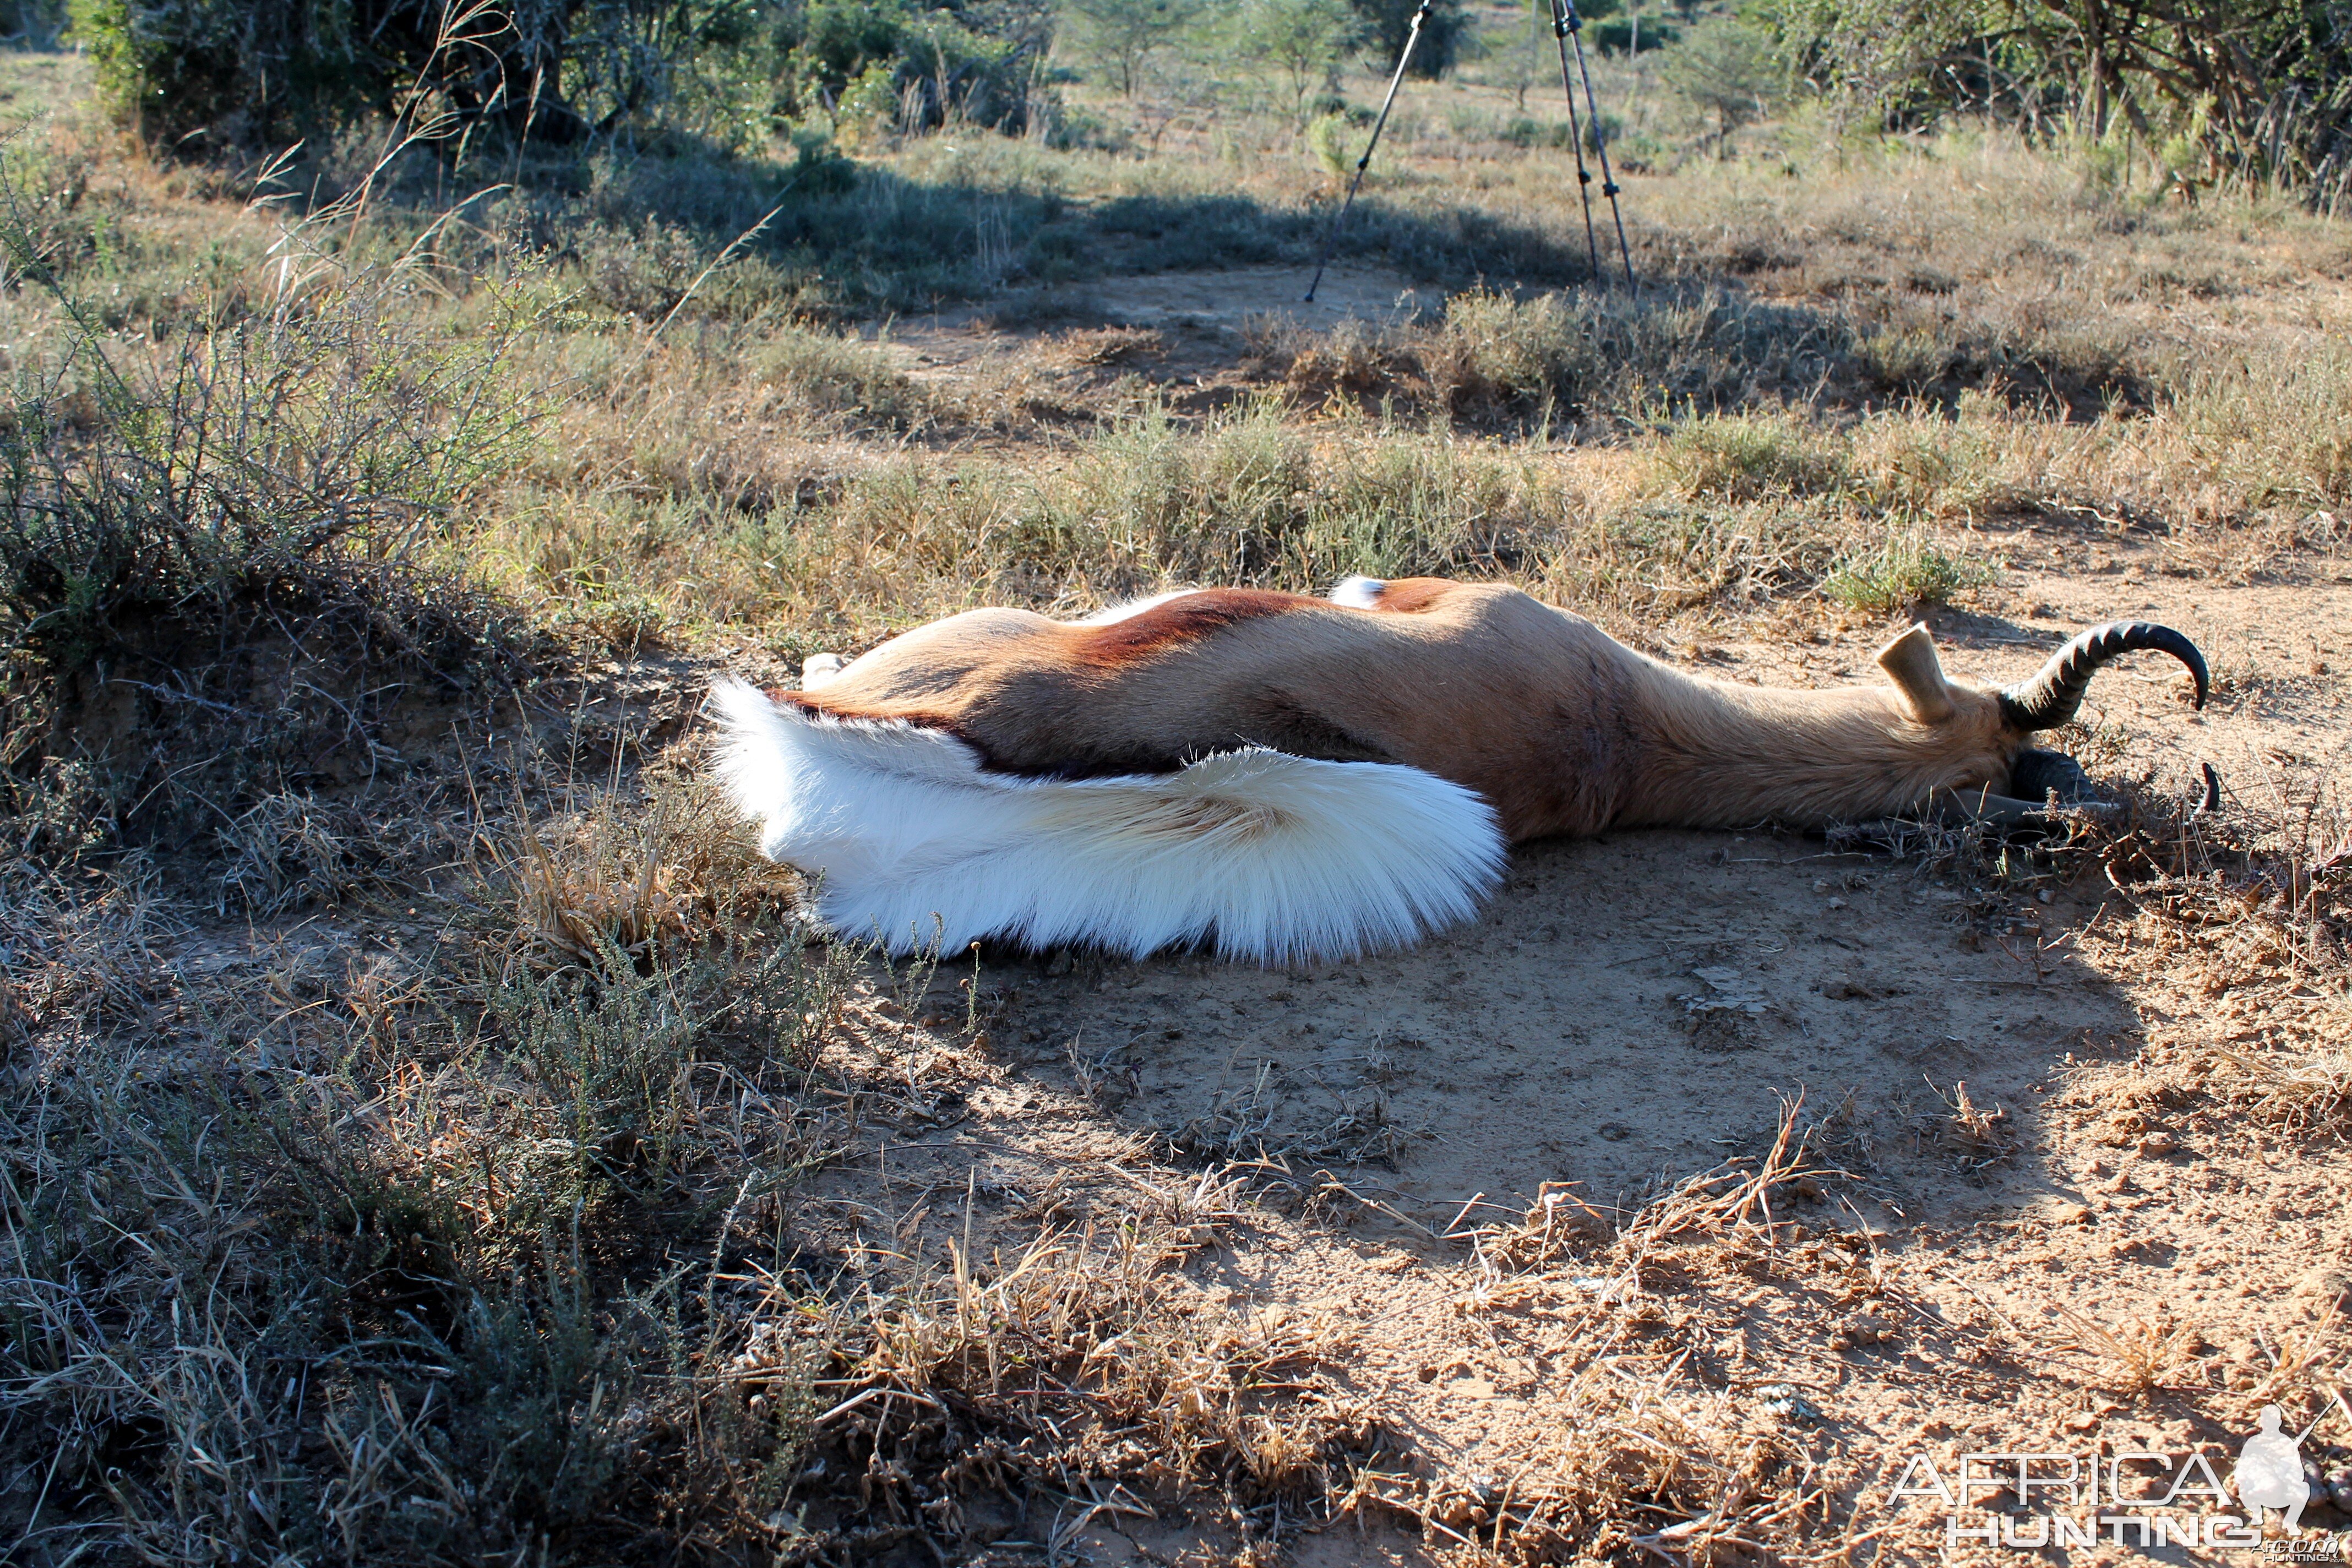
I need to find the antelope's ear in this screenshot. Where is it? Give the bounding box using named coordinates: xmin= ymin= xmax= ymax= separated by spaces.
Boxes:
xmin=1876 ymin=623 xmax=1956 ymax=725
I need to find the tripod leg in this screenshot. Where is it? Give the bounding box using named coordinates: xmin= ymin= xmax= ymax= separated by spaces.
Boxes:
xmin=1548 ymin=0 xmax=1602 ymax=281
xmin=1306 ymin=0 xmax=1434 ymax=302
xmin=1560 ymin=0 xmax=1636 ymax=288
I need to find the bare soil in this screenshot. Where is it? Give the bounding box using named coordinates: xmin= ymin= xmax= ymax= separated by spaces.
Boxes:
xmin=879 ymin=264 xmax=1431 ymax=409
xmin=775 ymin=544 xmax=2352 ymax=1563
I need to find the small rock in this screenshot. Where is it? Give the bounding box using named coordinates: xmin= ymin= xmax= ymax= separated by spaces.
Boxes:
xmin=1827 ymin=896 xmax=1848 ymax=910
xmin=2099 ymin=1110 xmax=2152 ymax=1146
xmin=2138 ymin=1130 xmax=2179 ymax=1155
xmin=1834 ymin=1314 xmax=1885 ymax=1346
xmin=2291 ymin=1265 xmax=2352 ymax=1308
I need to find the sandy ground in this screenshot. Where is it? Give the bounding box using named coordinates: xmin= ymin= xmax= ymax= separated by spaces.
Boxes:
xmin=778 ymin=542 xmax=2352 ymax=1563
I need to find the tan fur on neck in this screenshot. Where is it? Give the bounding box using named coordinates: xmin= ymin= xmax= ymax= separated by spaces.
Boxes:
xmin=1611 ymin=666 xmax=2013 ymax=829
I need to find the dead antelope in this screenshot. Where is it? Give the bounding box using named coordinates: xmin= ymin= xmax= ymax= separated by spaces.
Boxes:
xmin=711 ymin=578 xmax=2207 ymax=962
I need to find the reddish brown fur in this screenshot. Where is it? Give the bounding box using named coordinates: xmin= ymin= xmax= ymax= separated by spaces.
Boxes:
xmin=1072 ymin=589 xmax=1312 ymax=667
xmin=780 ymin=581 xmax=2037 ymax=838
xmin=1369 ymin=578 xmax=1455 ymax=613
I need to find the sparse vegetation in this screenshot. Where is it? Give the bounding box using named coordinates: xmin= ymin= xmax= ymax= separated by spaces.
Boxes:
xmin=3 ymin=13 xmax=2351 ymax=1567
xmin=1820 ymin=531 xmax=1988 ymax=615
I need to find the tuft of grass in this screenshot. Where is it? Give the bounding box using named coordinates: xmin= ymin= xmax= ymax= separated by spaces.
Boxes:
xmin=2055 ymin=1306 xmax=2202 ymax=1396
xmin=2177 ymin=346 xmax=2352 ymax=511
xmin=0 ymin=780 xmax=859 ymax=1562
xmin=1658 ymin=412 xmax=1850 ymax=500
xmin=748 ymin=325 xmax=932 ymax=426
xmin=0 ymin=165 xmax=554 ymax=902
xmin=1819 ymin=531 xmax=1989 ymax=616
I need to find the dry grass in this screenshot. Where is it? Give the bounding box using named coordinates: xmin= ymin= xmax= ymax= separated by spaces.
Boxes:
xmin=2054 ymin=1306 xmax=2204 ymax=1396
xmin=3 ymin=47 xmax=2351 ymax=1568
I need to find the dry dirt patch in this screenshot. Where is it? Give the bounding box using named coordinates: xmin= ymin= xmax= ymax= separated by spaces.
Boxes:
xmin=878 ymin=264 xmax=1430 ymax=395
xmin=1005 ymin=832 xmax=2124 ymax=1217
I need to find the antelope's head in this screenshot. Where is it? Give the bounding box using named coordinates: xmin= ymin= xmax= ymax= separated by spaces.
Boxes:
xmin=1873 ymin=619 xmax=2211 ymax=825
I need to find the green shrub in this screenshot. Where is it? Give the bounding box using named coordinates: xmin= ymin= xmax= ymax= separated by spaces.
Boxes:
xmin=70 ymin=0 xmax=956 ymax=153
xmin=1660 ymin=415 xmax=1849 ymax=500
xmin=782 ymin=0 xmax=1044 ymax=132
xmin=1347 ymin=0 xmax=1466 ymax=76
xmin=72 ymin=0 xmax=398 ymax=148
xmin=1820 ymin=532 xmax=1988 ymax=615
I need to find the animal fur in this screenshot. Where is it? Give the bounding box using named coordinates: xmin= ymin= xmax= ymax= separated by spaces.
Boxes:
xmin=706 ymin=680 xmax=1503 ymax=961
xmin=711 ymin=577 xmax=2106 ymax=960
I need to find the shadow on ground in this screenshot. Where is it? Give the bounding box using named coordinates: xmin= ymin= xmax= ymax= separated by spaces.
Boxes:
xmin=983 ymin=831 xmax=2138 ymax=1231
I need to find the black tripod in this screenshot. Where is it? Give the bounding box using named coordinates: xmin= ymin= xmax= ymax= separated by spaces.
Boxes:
xmin=1548 ymin=0 xmax=1635 ymax=289
xmin=1304 ymin=0 xmax=1435 ymax=303
xmin=1303 ymin=0 xmax=1636 ymax=300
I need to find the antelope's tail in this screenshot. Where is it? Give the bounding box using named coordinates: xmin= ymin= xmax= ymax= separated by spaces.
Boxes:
xmin=707 ymin=680 xmax=1504 ymax=963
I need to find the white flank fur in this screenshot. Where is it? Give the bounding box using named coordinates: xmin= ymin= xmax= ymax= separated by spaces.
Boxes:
xmin=1330 ymin=576 xmax=1386 ymax=608
xmin=707 ymin=680 xmax=1504 ymax=962
xmin=1076 ymin=589 xmax=1202 ymax=624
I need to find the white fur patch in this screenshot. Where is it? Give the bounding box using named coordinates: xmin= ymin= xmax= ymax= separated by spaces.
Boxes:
xmin=1330 ymin=576 xmax=1387 ymax=608
xmin=707 ymin=680 xmax=1504 ymax=962
xmin=1076 ymin=589 xmax=1201 ymax=625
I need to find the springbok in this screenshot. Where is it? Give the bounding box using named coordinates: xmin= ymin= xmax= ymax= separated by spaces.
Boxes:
xmin=711 ymin=578 xmax=2207 ymax=962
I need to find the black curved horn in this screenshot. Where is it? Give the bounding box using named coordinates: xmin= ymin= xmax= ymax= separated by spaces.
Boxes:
xmin=1999 ymin=622 xmax=2209 ymax=732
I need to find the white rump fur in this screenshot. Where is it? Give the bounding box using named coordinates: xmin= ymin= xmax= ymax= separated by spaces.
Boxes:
xmin=708 ymin=680 xmax=1504 ymax=962
xmin=1330 ymin=576 xmax=1386 ymax=608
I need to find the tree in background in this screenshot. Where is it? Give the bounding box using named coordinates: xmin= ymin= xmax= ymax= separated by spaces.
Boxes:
xmin=0 ymin=0 xmax=67 ymax=45
xmin=1766 ymin=0 xmax=2352 ymax=209
xmin=1057 ymin=0 xmax=1207 ymax=95
xmin=782 ymin=0 xmax=1047 ymax=133
xmin=1664 ymin=12 xmax=1777 ymax=155
xmin=1225 ymin=0 xmax=1358 ymax=118
xmin=68 ymin=0 xmax=1050 ymax=155
xmin=74 ymin=0 xmax=645 ymax=150
xmin=1347 ymin=0 xmax=1467 ymax=77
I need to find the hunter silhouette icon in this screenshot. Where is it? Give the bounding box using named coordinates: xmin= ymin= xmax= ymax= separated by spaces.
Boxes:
xmin=2236 ymin=1404 xmax=2315 ymax=1534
